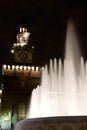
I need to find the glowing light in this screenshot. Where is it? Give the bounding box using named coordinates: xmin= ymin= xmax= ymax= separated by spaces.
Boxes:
xmin=11 ymin=49 xmax=14 ymax=53
xmin=12 ymin=65 xmax=15 ymax=70
xmin=20 ymin=27 xmax=22 ymax=32
xmin=8 ymin=65 xmax=10 ymax=69
xmin=23 ymin=28 xmax=25 ymax=32
xmin=13 ymin=42 xmax=27 ymax=47
xmin=20 ymin=66 xmax=23 ymax=70
xmin=0 ymin=90 xmax=2 ymax=94
xmin=28 ymin=66 xmax=30 ymax=70
xmin=32 ymin=66 xmax=34 ymax=71
xmin=24 ymin=66 xmax=27 ymax=70
xmin=16 ymin=65 xmax=19 ymax=70
xmin=3 ymin=65 xmax=7 ymax=69
xmin=36 ymin=67 xmax=39 ymax=71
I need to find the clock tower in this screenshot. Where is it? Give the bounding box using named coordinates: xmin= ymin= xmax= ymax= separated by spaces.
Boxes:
xmin=1 ymin=24 xmax=41 ymax=128
xmin=12 ymin=25 xmax=33 ymax=64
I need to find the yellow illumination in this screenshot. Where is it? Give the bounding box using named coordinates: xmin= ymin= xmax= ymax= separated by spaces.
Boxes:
xmin=14 ymin=43 xmax=27 ymax=47
xmin=8 ymin=65 xmax=10 ymax=69
xmin=28 ymin=66 xmax=30 ymax=70
xmin=0 ymin=90 xmax=2 ymax=95
xmin=32 ymin=66 xmax=34 ymax=71
xmin=36 ymin=67 xmax=39 ymax=71
xmin=20 ymin=27 xmax=22 ymax=32
xmin=0 ymin=98 xmax=1 ymax=104
xmin=12 ymin=65 xmax=15 ymax=70
xmin=24 ymin=66 xmax=27 ymax=70
xmin=20 ymin=66 xmax=23 ymax=70
xmin=16 ymin=65 xmax=19 ymax=70
xmin=3 ymin=65 xmax=7 ymax=69
xmin=23 ymin=28 xmax=25 ymax=32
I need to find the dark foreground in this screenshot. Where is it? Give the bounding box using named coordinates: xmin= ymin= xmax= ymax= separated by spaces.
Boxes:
xmin=14 ymin=116 xmax=87 ymax=130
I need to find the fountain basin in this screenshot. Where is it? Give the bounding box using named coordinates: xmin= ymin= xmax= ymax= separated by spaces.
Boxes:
xmin=14 ymin=116 xmax=87 ymax=130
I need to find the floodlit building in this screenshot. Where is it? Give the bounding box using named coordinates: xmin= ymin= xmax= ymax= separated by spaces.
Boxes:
xmin=0 ymin=25 xmax=42 ymax=129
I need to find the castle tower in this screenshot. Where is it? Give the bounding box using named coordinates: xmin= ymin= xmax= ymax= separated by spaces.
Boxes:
xmin=2 ymin=25 xmax=41 ymax=80
xmin=12 ymin=25 xmax=33 ymax=64
xmin=1 ymin=25 xmax=41 ymax=129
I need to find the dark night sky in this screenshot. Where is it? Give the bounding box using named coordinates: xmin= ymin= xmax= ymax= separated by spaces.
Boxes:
xmin=0 ymin=1 xmax=87 ymax=66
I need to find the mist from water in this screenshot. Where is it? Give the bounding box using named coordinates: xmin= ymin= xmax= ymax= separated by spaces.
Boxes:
xmin=26 ymin=21 xmax=87 ymax=118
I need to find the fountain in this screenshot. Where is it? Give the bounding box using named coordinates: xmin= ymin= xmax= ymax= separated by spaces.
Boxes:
xmin=14 ymin=21 xmax=87 ymax=130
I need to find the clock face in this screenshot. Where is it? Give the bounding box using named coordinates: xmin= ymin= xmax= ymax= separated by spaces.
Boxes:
xmin=18 ymin=51 xmax=28 ymax=60
xmin=15 ymin=51 xmax=32 ymax=63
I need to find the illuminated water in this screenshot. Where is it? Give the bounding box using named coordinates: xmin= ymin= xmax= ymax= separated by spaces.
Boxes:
xmin=27 ymin=21 xmax=87 ymax=118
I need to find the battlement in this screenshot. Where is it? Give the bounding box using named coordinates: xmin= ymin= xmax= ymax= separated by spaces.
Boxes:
xmin=2 ymin=65 xmax=42 ymax=77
